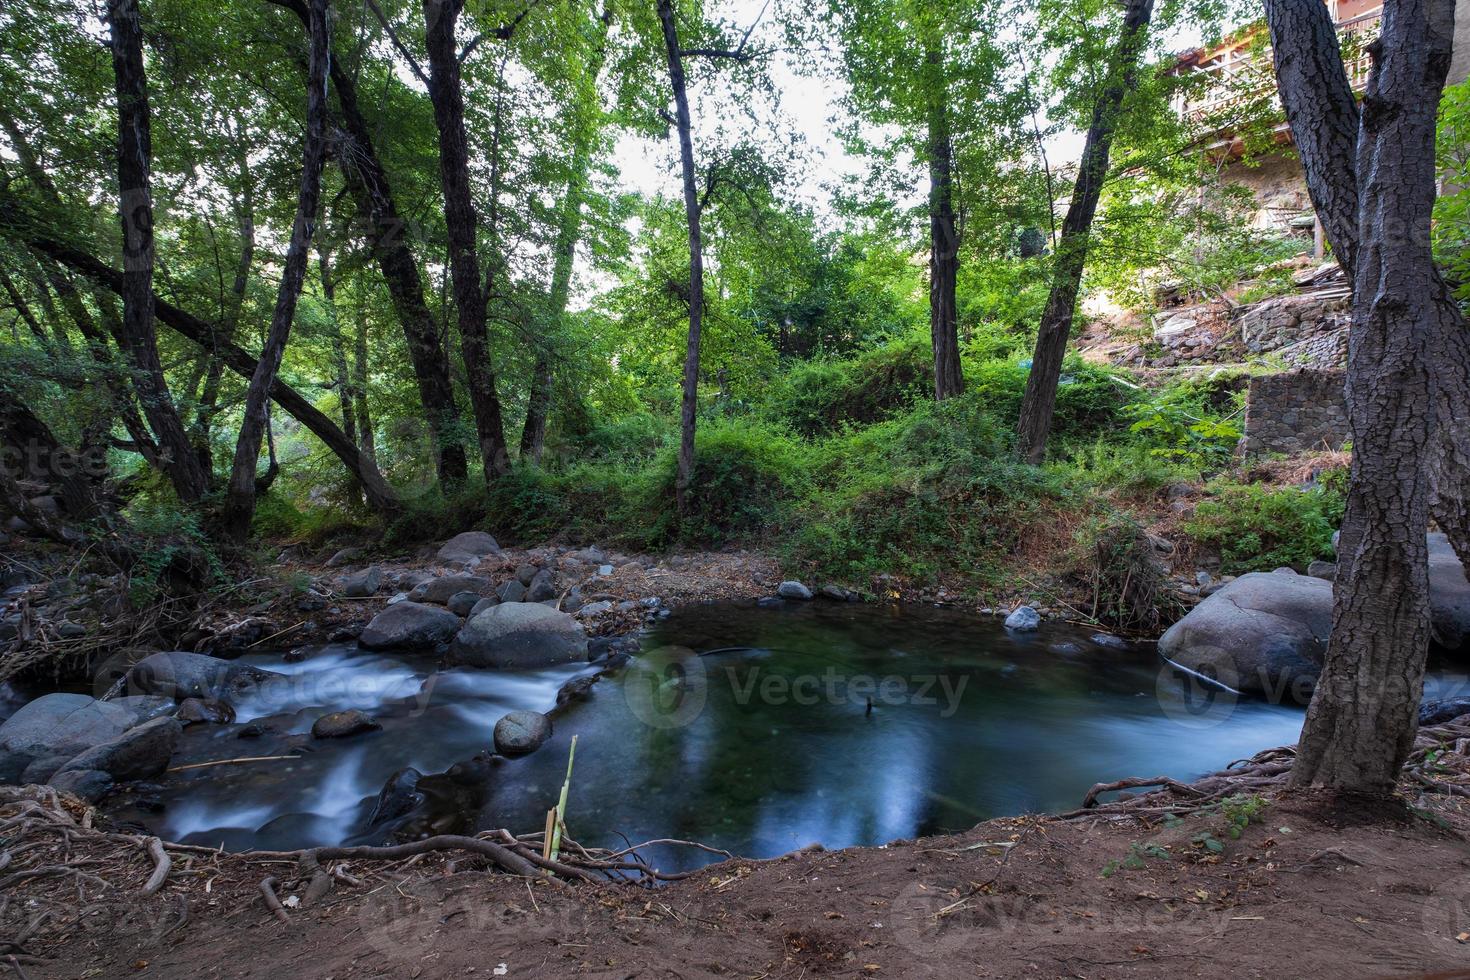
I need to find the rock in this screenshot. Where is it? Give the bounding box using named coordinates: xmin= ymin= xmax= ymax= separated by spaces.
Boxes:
xmin=437 ymin=532 xmax=501 ymax=564
xmin=410 ymin=574 xmax=493 ymax=605
xmin=339 ymin=566 xmax=382 ymax=598
xmin=1004 ymin=606 xmax=1041 ymax=631
xmin=1195 ymin=570 xmax=1213 ymax=587
xmin=515 ymin=564 xmax=538 ymax=586
xmin=368 ymin=767 xmax=424 ymax=826
xmin=0 ymin=694 xmax=173 ymax=783
xmin=493 ymin=710 xmax=552 ymax=756
xmin=777 ymin=581 xmax=813 ymax=601
xmin=1089 ymin=633 xmax=1130 ymax=650
xmin=1272 ymin=566 xmax=1298 ymax=575
xmin=1157 ymin=571 xmax=1330 ymax=702
xmin=554 ymin=673 xmax=598 ymax=709
xmin=125 ymin=652 xmax=280 ymax=703
xmin=576 ymin=600 xmax=613 ymax=618
xmin=1306 ymin=560 xmax=1337 ymax=581
xmin=446 ymin=591 xmax=482 ymax=617
xmin=176 ymin=698 xmax=236 ymax=725
xmin=496 ymin=580 xmax=527 ymax=604
xmin=469 ymin=597 xmax=498 ymax=617
xmin=526 ymin=569 xmax=558 ymax=603
xmin=819 ymin=584 xmax=857 ymax=602
xmin=311 ymin=709 xmax=381 ymax=739
xmin=1421 ymin=697 xmax=1470 ymax=726
xmin=359 ymin=602 xmax=461 ymax=652
xmin=49 ymin=769 xmax=113 ymax=802
xmin=449 ymin=603 xmax=587 ymax=668
xmin=596 ymin=564 xmax=614 ymax=577
xmin=386 ymin=592 xmax=409 ymax=605
xmin=1429 ymin=532 xmax=1470 ymax=652
xmin=57 ymin=717 xmax=182 ymax=782
xmin=325 ymin=546 xmax=364 ymax=568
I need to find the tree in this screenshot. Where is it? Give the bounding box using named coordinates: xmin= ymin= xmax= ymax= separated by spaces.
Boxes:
xmin=1015 ymin=0 xmax=1155 ymax=464
xmin=1264 ymin=0 xmax=1469 ymax=796
xmin=105 ymin=0 xmax=212 ymax=503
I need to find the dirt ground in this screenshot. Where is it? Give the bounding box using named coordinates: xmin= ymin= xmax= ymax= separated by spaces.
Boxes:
xmin=10 ymin=786 xmax=1470 ymax=980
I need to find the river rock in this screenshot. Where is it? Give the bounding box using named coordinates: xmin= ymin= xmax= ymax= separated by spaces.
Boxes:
xmin=515 ymin=564 xmax=538 ymax=586
xmin=1157 ymin=571 xmax=1330 ymax=702
xmin=576 ymin=600 xmax=613 ymax=619
xmin=410 ymin=574 xmax=493 ymax=605
xmin=359 ymin=602 xmax=460 ymax=652
xmin=777 ymin=581 xmax=813 ymax=600
xmin=449 ymin=603 xmax=587 ymax=668
xmin=125 ymin=652 xmax=280 ymax=703
xmin=1306 ymin=560 xmax=1337 ymax=581
xmin=1429 ymin=533 xmax=1470 ymax=652
xmin=493 ymin=710 xmax=552 ymax=756
xmin=1004 ymin=606 xmax=1041 ymax=631
xmin=48 ymin=768 xmax=113 ymax=802
xmin=437 ymin=531 xmax=501 ymax=564
xmin=554 ymin=673 xmax=598 ymax=709
xmin=526 ymin=568 xmax=558 ymax=603
xmin=368 ymin=767 xmax=424 ymax=826
xmin=496 ymin=580 xmax=527 ymax=604
xmin=1421 ymin=697 xmax=1470 ymax=726
xmin=325 ymin=546 xmax=364 ymax=568
xmin=311 ymin=709 xmax=381 ymax=739
xmin=0 ymin=694 xmax=173 ymax=783
xmin=176 ymin=697 xmax=236 ymax=725
xmin=339 ymin=566 xmax=382 ymax=597
xmin=469 ymin=597 xmax=498 ymax=617
xmin=56 ymin=716 xmax=182 ymax=781
xmin=447 ymin=591 xmax=482 ymax=616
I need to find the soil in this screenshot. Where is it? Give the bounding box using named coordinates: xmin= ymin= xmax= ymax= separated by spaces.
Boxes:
xmin=7 ymin=783 xmax=1470 ymax=979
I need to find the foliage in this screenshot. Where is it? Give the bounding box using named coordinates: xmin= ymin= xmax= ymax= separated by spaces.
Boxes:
xmin=1436 ymin=80 xmax=1470 ymax=305
xmin=1122 ymin=374 xmax=1245 ymax=464
xmin=1185 ymin=479 xmax=1345 ymax=574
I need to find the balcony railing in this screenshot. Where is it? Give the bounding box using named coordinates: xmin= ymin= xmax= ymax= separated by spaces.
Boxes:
xmin=1176 ymin=8 xmax=1381 ymax=129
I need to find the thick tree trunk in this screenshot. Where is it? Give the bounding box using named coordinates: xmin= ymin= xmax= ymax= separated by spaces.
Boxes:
xmin=269 ymin=0 xmax=468 ymax=487
xmin=220 ymin=0 xmax=331 ymax=542
xmin=925 ymin=44 xmax=963 ymax=401
xmin=657 ymin=0 xmax=705 ymax=514
xmin=106 ymin=0 xmax=211 ymax=502
xmin=424 ymin=0 xmax=510 ymax=484
xmin=1272 ymin=0 xmax=1460 ymax=795
xmin=0 ymin=390 xmax=103 ymax=523
xmin=1015 ymin=0 xmax=1155 ymax=463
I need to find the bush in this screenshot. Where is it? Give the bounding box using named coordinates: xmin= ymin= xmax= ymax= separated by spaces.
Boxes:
xmin=966 ymin=357 xmax=1131 ymax=443
xmin=1185 ymin=480 xmax=1345 ymax=574
xmin=765 ymin=334 xmax=933 ymax=435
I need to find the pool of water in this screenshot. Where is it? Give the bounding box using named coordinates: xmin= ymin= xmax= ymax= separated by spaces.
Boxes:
xmin=100 ymin=601 xmax=1469 ymax=865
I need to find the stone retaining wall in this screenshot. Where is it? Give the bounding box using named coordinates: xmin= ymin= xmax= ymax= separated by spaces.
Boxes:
xmin=1239 ymin=369 xmax=1348 ymax=457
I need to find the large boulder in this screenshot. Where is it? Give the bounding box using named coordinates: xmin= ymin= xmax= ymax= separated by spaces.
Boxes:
xmin=1157 ymin=572 xmax=1330 ymax=702
xmin=437 ymin=531 xmax=501 ymax=564
xmin=0 ymin=694 xmax=172 ymax=783
xmin=339 ymin=566 xmax=382 ymax=598
xmin=409 ymin=574 xmax=492 ymax=605
xmin=1429 ymin=533 xmax=1470 ymax=652
xmin=493 ymin=710 xmax=552 ymax=756
xmin=56 ymin=716 xmax=182 ymax=782
xmin=359 ymin=602 xmax=461 ymax=652
xmin=125 ymin=652 xmax=280 ymax=703
xmin=449 ymin=603 xmax=587 ymax=668
xmin=48 ymin=769 xmax=113 ymax=803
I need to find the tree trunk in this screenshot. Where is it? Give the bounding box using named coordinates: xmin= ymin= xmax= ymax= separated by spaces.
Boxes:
xmin=657 ymin=0 xmax=705 ymax=514
xmin=424 ymin=0 xmax=510 ymax=484
xmin=220 ymin=0 xmax=331 ymax=542
xmin=1014 ymin=0 xmax=1155 ymax=463
xmin=1268 ymin=0 xmax=1460 ymax=795
xmin=353 ymin=306 xmax=376 ymax=465
xmin=317 ymin=243 xmax=357 ymax=446
xmin=15 ymin=227 xmax=397 ymax=511
xmin=106 ymin=0 xmax=212 ymax=503
xmin=269 ymin=0 xmax=468 ymax=488
xmin=925 ymin=43 xmax=963 ymax=401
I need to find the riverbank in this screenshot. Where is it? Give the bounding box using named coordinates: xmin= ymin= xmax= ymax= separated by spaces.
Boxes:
xmin=6 ymin=735 xmax=1470 ymax=979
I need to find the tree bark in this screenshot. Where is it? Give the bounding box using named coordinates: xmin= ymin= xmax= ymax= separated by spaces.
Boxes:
xmin=657 ymin=0 xmax=706 ymax=514
xmin=317 ymin=243 xmax=357 ymax=447
xmin=353 ymin=306 xmax=376 ymax=465
xmin=1015 ymin=0 xmax=1155 ymax=463
xmin=925 ymin=42 xmax=963 ymax=401
xmin=268 ymin=0 xmax=469 ymax=488
xmin=424 ymin=0 xmax=510 ymax=484
xmin=106 ymin=0 xmax=212 ymax=502
xmin=220 ymin=0 xmax=331 ymax=542
xmin=1269 ymin=0 xmax=1461 ymax=795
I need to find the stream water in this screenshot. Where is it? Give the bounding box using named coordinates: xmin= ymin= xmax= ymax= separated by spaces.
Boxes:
xmin=100 ymin=601 xmax=1468 ymax=867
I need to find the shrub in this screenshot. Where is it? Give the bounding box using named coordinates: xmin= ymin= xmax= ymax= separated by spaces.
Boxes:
xmin=967 ymin=358 xmax=1131 ymax=444
xmin=766 ymin=334 xmax=934 ymax=435
xmin=1185 ymin=481 xmax=1345 ymax=574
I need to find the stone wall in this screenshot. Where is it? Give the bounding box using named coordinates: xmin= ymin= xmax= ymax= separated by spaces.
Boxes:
xmin=1236 ymin=292 xmax=1350 ymax=357
xmin=1239 ymin=369 xmax=1348 ymax=457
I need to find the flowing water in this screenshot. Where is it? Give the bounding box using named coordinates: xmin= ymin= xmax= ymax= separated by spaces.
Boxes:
xmin=101 ymin=601 xmax=1468 ymax=867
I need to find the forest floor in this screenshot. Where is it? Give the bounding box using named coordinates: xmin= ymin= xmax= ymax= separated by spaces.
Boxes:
xmin=8 ymin=775 xmax=1470 ymax=980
